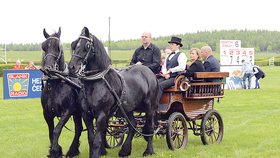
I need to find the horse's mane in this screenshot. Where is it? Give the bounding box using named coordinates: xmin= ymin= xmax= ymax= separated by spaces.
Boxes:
xmin=90 ymin=34 xmax=112 ymax=71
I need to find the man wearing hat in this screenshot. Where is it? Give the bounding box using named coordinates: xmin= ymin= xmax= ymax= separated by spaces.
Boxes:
xmin=158 ymin=36 xmax=187 ymax=95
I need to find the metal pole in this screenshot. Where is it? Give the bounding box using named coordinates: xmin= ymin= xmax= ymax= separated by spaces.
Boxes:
xmin=108 ymin=16 xmax=111 ymax=57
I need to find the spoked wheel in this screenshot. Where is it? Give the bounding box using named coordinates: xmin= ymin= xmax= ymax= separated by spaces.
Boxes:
xmin=104 ymin=117 xmax=125 ymax=148
xmin=200 ymin=109 xmax=224 ymax=145
xmin=166 ymin=112 xmax=188 ymax=150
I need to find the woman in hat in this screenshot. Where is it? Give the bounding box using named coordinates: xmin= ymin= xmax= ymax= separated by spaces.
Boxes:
xmin=158 ymin=36 xmax=187 ymax=95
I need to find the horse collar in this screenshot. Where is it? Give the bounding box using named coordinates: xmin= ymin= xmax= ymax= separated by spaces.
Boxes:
xmin=80 ymin=66 xmax=112 ymax=80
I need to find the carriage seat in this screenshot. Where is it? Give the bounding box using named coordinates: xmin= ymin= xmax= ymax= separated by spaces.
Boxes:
xmin=163 ymin=75 xmax=188 ymax=92
xmin=193 ymin=72 xmax=229 ymax=82
xmin=163 ymin=72 xmax=229 ymax=92
xmin=186 ymin=72 xmax=229 ymax=99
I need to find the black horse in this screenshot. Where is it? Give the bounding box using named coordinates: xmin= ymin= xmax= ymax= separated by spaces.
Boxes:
xmin=68 ymin=27 xmax=159 ymax=158
xmin=41 ymin=27 xmax=83 ymax=158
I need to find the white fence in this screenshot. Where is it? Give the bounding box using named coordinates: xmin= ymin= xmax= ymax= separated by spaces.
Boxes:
xmin=0 ymin=44 xmax=7 ymax=64
xmin=269 ymin=56 xmax=274 ymax=66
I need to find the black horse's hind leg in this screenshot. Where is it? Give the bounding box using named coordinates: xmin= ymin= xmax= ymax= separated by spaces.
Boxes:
xmin=92 ymin=111 xmax=107 ymax=157
xmin=119 ymin=112 xmax=135 ymax=157
xmin=142 ymin=100 xmax=156 ymax=157
xmin=66 ymin=113 xmax=83 ymax=157
xmin=49 ymin=114 xmax=71 ymax=158
xmin=82 ymin=112 xmax=95 ymax=158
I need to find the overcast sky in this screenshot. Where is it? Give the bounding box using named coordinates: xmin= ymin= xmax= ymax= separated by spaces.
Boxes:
xmin=0 ymin=0 xmax=279 ymax=44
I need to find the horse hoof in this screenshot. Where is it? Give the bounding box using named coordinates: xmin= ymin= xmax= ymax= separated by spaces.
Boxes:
xmin=143 ymin=150 xmax=155 ymax=157
xmin=48 ymin=146 xmax=63 ymax=158
xmin=65 ymin=150 xmax=80 ymax=158
xmin=118 ymin=149 xmax=131 ymax=157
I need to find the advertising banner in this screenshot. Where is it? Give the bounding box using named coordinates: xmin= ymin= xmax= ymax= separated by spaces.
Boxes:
xmin=3 ymin=70 xmax=42 ymax=99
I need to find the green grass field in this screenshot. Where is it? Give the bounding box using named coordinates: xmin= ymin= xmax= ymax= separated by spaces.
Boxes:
xmin=2 ymin=50 xmax=280 ymax=65
xmin=0 ymin=66 xmax=280 ymax=158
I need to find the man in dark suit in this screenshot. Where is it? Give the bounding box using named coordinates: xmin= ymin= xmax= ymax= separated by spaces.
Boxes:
xmin=130 ymin=32 xmax=161 ymax=74
xmin=201 ymin=46 xmax=220 ymax=72
xmin=201 ymin=46 xmax=220 ymax=81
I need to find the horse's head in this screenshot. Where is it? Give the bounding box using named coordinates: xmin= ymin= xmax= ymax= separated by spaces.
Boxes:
xmin=68 ymin=27 xmax=111 ymax=77
xmin=41 ymin=27 xmax=65 ymax=72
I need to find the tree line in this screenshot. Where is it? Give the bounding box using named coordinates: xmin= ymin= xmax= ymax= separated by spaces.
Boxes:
xmin=1 ymin=29 xmax=280 ymax=52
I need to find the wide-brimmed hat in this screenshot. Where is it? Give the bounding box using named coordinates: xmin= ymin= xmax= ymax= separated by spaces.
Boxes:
xmin=168 ymin=36 xmax=183 ymax=47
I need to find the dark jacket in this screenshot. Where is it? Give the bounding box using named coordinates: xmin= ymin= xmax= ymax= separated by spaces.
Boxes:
xmin=185 ymin=60 xmax=205 ymax=78
xmin=130 ymin=43 xmax=161 ymax=74
xmin=253 ymin=66 xmax=265 ymax=79
xmin=203 ymin=55 xmax=220 ymax=72
xmin=203 ymin=55 xmax=220 ymax=82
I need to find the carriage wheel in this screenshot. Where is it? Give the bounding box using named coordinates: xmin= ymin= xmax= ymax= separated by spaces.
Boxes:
xmin=166 ymin=112 xmax=188 ymax=150
xmin=200 ymin=109 xmax=224 ymax=145
xmin=104 ymin=117 xmax=125 ymax=148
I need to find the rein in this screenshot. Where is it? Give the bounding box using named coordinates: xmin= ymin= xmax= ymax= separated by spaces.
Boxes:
xmin=80 ymin=66 xmax=159 ymax=137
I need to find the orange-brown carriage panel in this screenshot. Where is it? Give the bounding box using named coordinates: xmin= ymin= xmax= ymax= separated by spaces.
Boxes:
xmin=182 ymin=99 xmax=213 ymax=120
xmin=194 ymin=72 xmax=229 ymax=79
xmin=158 ymin=92 xmax=184 ymax=113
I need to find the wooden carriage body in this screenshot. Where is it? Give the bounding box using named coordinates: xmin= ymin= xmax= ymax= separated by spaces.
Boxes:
xmin=158 ymin=72 xmax=229 ymax=120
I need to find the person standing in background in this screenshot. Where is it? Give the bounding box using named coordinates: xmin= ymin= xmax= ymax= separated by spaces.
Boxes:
xmin=240 ymin=59 xmax=253 ymax=89
xmin=25 ymin=61 xmax=37 ymax=70
xmin=12 ymin=59 xmax=23 ymax=70
xmin=253 ymin=65 xmax=265 ymax=89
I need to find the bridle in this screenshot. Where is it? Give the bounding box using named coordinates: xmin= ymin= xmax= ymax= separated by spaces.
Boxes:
xmin=71 ymin=35 xmax=95 ymax=77
xmin=43 ymin=36 xmax=63 ymax=71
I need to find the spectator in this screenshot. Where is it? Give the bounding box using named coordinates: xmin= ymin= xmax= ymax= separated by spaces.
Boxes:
xmin=25 ymin=61 xmax=37 ymax=70
xmin=201 ymin=46 xmax=220 ymax=72
xmin=130 ymin=32 xmax=161 ymax=74
xmin=12 ymin=59 xmax=23 ymax=70
xmin=200 ymin=46 xmax=220 ymax=82
xmin=184 ymin=48 xmax=205 ymax=78
xmin=253 ymin=65 xmax=265 ymax=89
xmin=240 ymin=59 xmax=253 ymax=89
xmin=164 ymin=46 xmax=171 ymax=56
xmin=158 ymin=36 xmax=187 ymax=94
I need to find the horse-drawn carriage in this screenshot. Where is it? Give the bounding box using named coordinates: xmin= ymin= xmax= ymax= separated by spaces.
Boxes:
xmin=106 ymin=71 xmax=229 ymax=150
xmin=41 ymin=26 xmax=229 ymax=158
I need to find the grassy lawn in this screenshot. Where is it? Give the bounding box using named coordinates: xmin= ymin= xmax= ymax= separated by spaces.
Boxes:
xmin=0 ymin=66 xmax=279 ymax=158
xmin=3 ymin=50 xmax=280 ymax=64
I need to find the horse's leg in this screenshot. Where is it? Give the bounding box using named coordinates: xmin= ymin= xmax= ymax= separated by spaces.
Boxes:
xmin=82 ymin=112 xmax=95 ymax=158
xmin=118 ymin=112 xmax=135 ymax=157
xmin=66 ymin=113 xmax=83 ymax=157
xmin=49 ymin=113 xmax=71 ymax=158
xmin=93 ymin=111 xmax=107 ymax=157
xmin=43 ymin=110 xmax=55 ymax=157
xmin=142 ymin=99 xmax=156 ymax=156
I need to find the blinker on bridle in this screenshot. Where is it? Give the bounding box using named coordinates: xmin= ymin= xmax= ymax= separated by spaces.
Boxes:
xmin=71 ymin=35 xmax=95 ymax=76
xmin=72 ymin=36 xmax=95 ymax=63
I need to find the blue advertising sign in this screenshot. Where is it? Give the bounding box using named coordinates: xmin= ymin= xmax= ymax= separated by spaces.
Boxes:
xmin=3 ymin=70 xmax=43 ymax=99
